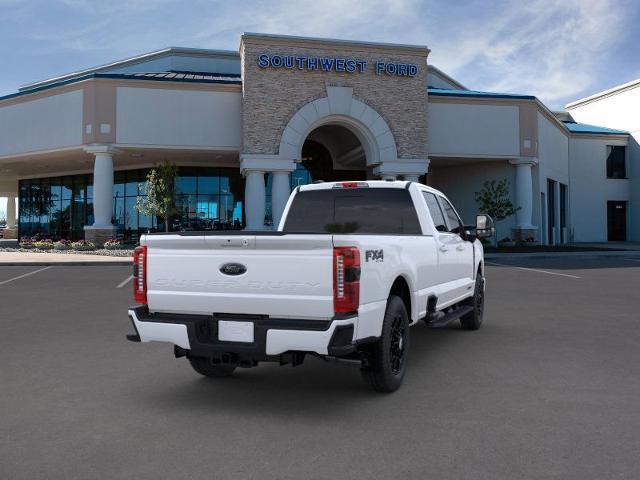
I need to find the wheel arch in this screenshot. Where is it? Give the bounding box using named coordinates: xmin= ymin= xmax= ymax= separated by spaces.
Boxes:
xmin=389 ymin=275 xmax=413 ymax=322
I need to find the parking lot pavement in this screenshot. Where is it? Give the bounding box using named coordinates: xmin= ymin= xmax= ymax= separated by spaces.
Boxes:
xmin=1 ymin=258 xmax=639 ymax=480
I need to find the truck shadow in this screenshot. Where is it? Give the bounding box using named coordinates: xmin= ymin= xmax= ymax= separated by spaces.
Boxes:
xmin=139 ymin=323 xmax=471 ymax=418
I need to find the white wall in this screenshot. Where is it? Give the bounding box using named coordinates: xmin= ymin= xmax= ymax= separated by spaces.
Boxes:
xmin=568 ymin=85 xmax=639 ymax=241
xmin=0 ymin=90 xmax=83 ymax=156
xmin=116 ymin=87 xmax=242 ymax=149
xmin=430 ymin=161 xmax=517 ymax=241
xmin=428 ymin=103 xmax=520 ymax=157
xmin=569 ymin=137 xmax=630 ymax=242
xmin=536 ymin=112 xmax=570 ymax=243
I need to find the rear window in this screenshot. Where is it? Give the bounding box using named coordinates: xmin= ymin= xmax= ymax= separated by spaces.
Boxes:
xmin=283 ymin=188 xmax=422 ymax=234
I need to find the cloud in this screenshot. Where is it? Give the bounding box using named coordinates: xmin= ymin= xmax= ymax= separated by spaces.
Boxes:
xmin=423 ymin=0 xmax=632 ymax=107
xmin=2 ymin=0 xmax=636 ymax=108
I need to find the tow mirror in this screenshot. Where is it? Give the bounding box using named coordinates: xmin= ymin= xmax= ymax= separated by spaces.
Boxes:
xmin=475 ymin=214 xmax=495 ymax=239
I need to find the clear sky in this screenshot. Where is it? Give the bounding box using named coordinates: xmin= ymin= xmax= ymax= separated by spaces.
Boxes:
xmin=1 ymin=0 xmax=640 ymax=218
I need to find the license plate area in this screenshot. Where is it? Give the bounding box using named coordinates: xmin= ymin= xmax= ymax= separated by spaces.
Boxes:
xmin=217 ymin=320 xmax=255 ymax=343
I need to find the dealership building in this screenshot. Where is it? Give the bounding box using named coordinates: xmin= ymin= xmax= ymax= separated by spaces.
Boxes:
xmin=0 ymin=33 xmax=637 ymax=244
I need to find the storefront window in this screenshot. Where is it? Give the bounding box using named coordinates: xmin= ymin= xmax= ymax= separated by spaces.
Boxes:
xmin=18 ymin=167 xmax=245 ymax=241
xmin=264 ymin=163 xmax=313 ymax=226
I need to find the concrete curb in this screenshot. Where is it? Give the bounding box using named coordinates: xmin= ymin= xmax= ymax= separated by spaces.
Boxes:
xmin=0 ymin=261 xmax=132 ymax=266
xmin=485 ymin=250 xmax=640 ymax=260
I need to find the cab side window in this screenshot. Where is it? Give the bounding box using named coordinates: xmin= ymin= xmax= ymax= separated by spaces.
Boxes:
xmin=422 ymin=192 xmax=448 ymax=232
xmin=438 ymin=196 xmax=463 ymax=235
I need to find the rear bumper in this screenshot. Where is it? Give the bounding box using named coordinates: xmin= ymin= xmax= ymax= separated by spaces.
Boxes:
xmin=127 ymin=306 xmax=360 ymax=360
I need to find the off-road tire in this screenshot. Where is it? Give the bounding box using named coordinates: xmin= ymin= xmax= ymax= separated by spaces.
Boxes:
xmin=360 ymin=295 xmax=410 ymax=392
xmin=460 ymin=272 xmax=484 ymax=330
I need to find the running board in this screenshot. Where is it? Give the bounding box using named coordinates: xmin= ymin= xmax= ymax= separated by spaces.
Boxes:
xmin=424 ymin=305 xmax=473 ymax=328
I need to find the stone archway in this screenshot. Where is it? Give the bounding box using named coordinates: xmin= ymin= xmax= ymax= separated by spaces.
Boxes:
xmin=278 ymin=86 xmax=398 ymax=167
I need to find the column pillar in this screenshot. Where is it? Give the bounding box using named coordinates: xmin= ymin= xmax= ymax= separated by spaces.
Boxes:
xmin=6 ymin=195 xmax=16 ymax=229
xmin=2 ymin=194 xmax=18 ymax=240
xmin=271 ymin=171 xmax=290 ymax=229
xmin=241 ymin=154 xmax=295 ymax=231
xmin=509 ymin=157 xmax=538 ymax=242
xmin=373 ymin=159 xmax=429 ymax=183
xmin=84 ymin=145 xmax=118 ymax=245
xmin=243 ymin=170 xmax=266 ymax=230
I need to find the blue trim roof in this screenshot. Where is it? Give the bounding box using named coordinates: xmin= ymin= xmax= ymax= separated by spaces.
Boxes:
xmin=428 ymin=87 xmax=535 ymax=100
xmin=562 ymin=121 xmax=628 ymax=135
xmin=0 ymin=71 xmax=242 ymax=102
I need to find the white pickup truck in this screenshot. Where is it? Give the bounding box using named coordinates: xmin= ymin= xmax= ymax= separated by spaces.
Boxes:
xmin=127 ymin=180 xmax=494 ymax=392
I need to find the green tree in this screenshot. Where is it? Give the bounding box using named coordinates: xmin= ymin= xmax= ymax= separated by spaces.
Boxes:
xmin=135 ymin=161 xmax=178 ymax=232
xmin=474 ymin=179 xmax=519 ymax=244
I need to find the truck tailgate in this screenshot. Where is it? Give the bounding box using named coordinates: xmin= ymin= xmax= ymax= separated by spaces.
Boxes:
xmin=144 ymin=234 xmax=334 ymax=319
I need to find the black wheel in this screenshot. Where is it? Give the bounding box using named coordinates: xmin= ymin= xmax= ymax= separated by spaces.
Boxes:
xmin=360 ymin=295 xmax=410 ymax=392
xmin=188 ymin=357 xmax=236 ymax=377
xmin=460 ymin=272 xmax=484 ymax=330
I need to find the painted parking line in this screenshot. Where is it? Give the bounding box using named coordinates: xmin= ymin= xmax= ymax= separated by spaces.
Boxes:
xmin=117 ymin=275 xmax=134 ymax=289
xmin=0 ymin=266 xmax=53 ymax=286
xmin=485 ymin=262 xmax=581 ymax=279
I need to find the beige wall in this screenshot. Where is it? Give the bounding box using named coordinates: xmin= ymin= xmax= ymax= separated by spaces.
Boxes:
xmin=0 ymin=90 xmax=83 ymax=157
xmin=116 ymin=86 xmax=242 ymax=148
xmin=428 ymin=102 xmax=520 ymax=157
xmin=240 ymin=35 xmax=429 ymax=159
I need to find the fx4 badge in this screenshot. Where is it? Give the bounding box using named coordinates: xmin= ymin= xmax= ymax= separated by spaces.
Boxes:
xmin=365 ymin=249 xmax=384 ymax=262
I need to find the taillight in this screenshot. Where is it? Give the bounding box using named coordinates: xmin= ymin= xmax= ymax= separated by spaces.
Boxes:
xmin=333 ymin=246 xmax=360 ymax=314
xmin=133 ymin=246 xmax=147 ymax=304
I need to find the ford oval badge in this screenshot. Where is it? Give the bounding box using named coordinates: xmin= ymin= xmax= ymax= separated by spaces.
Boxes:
xmin=220 ymin=263 xmax=246 ymax=276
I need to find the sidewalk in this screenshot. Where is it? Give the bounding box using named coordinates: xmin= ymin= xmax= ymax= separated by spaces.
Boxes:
xmin=486 ymin=250 xmax=640 ymax=260
xmin=0 ymin=251 xmax=132 ymax=266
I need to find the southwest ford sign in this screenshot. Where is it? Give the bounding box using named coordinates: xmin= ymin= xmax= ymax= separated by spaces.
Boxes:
xmin=257 ymin=54 xmax=418 ymax=77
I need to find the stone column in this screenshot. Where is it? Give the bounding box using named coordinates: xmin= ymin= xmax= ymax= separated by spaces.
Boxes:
xmin=373 ymin=159 xmax=429 ymax=183
xmin=509 ymin=158 xmax=538 ymax=242
xmin=84 ymin=145 xmax=117 ymax=245
xmin=241 ymin=154 xmax=295 ymax=231
xmin=244 ymin=170 xmax=266 ymax=230
xmin=6 ymin=195 xmax=16 ymax=229
xmin=271 ymin=171 xmax=290 ymax=229
xmin=3 ymin=194 xmax=18 ymax=240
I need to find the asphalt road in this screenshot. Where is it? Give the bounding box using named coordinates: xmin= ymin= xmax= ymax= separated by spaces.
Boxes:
xmin=1 ymin=257 xmax=639 ymax=479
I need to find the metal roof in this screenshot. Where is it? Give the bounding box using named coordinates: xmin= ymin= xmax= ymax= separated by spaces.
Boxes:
xmin=428 ymin=87 xmax=535 ymax=100
xmin=19 ymin=47 xmax=240 ymax=92
xmin=112 ymin=71 xmax=241 ymax=82
xmin=0 ymin=71 xmax=242 ymax=103
xmin=562 ymin=121 xmax=628 ymax=135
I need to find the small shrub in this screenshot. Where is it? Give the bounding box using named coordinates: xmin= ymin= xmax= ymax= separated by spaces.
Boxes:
xmin=54 ymin=239 xmax=73 ymax=250
xmin=103 ymin=238 xmax=122 ymax=250
xmin=19 ymin=236 xmax=35 ymax=249
xmin=33 ymin=239 xmax=54 ymax=250
xmin=71 ymin=240 xmax=96 ymax=251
